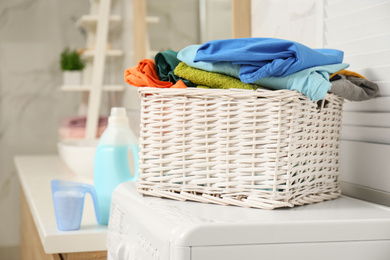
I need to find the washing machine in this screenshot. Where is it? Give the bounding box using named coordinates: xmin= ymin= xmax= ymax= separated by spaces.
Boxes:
xmin=107 ymin=182 xmax=390 ymax=260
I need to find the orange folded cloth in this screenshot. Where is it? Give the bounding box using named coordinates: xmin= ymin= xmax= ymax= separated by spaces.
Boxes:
xmin=124 ymin=59 xmax=186 ymax=89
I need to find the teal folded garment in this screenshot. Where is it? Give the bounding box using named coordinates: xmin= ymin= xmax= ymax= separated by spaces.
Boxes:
xmin=178 ymin=45 xmax=349 ymax=101
xmin=154 ymin=50 xmax=196 ymax=87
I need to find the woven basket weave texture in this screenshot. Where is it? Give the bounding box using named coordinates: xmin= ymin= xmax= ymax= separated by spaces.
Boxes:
xmin=137 ymin=87 xmax=344 ymax=209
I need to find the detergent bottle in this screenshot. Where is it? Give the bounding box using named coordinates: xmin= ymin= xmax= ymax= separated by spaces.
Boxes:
xmin=94 ymin=107 xmax=139 ymax=225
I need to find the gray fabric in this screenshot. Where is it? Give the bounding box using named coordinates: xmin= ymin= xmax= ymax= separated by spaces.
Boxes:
xmin=330 ymin=74 xmax=379 ymax=101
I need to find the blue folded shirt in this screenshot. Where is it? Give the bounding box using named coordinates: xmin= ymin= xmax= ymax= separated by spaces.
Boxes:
xmin=193 ymin=38 xmax=344 ymax=83
xmin=178 ymin=45 xmax=349 ymax=101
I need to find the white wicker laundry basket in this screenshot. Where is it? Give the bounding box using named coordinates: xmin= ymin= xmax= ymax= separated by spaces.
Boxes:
xmin=136 ymin=87 xmax=344 ymax=209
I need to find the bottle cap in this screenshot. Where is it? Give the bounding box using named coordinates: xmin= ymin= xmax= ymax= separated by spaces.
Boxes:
xmin=108 ymin=107 xmax=129 ymax=125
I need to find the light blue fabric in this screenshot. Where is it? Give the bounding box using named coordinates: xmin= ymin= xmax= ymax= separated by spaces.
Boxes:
xmin=177 ymin=45 xmax=349 ymax=101
xmin=258 ymin=63 xmax=349 ymax=101
xmin=178 ymin=45 xmax=241 ymax=78
xmin=193 ymin=38 xmax=344 ymax=84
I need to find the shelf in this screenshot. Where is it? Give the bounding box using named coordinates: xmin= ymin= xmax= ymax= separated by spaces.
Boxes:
xmin=60 ymin=85 xmax=125 ymax=92
xmin=82 ymin=49 xmax=124 ymax=58
xmin=76 ymin=15 xmax=121 ymax=28
xmin=73 ymin=0 xmax=133 ymax=140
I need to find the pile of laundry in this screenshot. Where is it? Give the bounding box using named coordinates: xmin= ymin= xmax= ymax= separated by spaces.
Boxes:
xmin=124 ymin=37 xmax=378 ymax=102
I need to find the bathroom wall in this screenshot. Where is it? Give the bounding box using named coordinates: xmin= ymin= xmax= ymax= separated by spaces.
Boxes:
xmin=145 ymin=0 xmax=231 ymax=52
xmin=0 ymin=0 xmax=88 ymax=251
xmin=251 ymin=0 xmax=321 ymax=48
xmin=0 ymin=0 xmax=231 ymax=256
xmin=0 ymin=0 xmax=319 ymax=254
xmin=0 ymin=0 xmax=134 ymax=254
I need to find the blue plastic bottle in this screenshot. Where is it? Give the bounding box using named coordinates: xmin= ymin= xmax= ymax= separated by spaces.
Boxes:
xmin=94 ymin=107 xmax=139 ymax=225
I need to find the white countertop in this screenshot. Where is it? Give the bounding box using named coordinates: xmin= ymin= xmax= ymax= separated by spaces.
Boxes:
xmin=15 ymin=155 xmax=107 ymax=254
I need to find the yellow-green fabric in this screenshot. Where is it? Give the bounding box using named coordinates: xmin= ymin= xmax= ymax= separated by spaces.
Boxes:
xmin=174 ymin=62 xmax=259 ymax=90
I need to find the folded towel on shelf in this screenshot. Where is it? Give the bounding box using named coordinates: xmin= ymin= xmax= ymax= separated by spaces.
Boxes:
xmin=194 ymin=38 xmax=344 ymax=83
xmin=330 ymin=74 xmax=379 ymax=101
xmin=154 ymin=50 xmax=196 ymax=87
xmin=59 ymin=126 xmax=107 ymax=139
xmin=174 ymin=62 xmax=259 ymax=90
xmin=124 ymin=59 xmax=187 ymax=89
xmin=59 ymin=116 xmax=107 ymax=139
xmin=178 ymin=45 xmax=349 ymax=101
xmin=61 ymin=115 xmax=108 ymax=128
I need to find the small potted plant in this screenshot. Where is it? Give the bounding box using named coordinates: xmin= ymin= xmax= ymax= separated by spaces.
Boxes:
xmin=60 ymin=47 xmax=85 ymax=85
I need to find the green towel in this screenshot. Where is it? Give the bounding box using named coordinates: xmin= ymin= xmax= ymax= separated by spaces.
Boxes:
xmin=174 ymin=62 xmax=259 ymax=90
xmin=154 ymin=50 xmax=196 ymax=87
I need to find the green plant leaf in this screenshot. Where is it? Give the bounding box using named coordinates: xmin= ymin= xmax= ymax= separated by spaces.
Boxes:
xmin=60 ymin=48 xmax=85 ymax=71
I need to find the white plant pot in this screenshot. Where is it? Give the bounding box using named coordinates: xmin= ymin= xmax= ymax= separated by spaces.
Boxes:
xmin=63 ymin=71 xmax=82 ymax=85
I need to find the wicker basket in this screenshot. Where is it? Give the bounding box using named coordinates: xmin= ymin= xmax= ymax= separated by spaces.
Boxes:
xmin=136 ymin=87 xmax=344 ymax=209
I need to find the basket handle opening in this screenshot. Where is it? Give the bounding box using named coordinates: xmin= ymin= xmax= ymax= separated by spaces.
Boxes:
xmin=316 ymin=99 xmax=329 ymax=110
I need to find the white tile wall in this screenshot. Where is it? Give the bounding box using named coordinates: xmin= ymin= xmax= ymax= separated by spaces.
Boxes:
xmin=251 ymin=0 xmax=390 ymax=205
xmin=325 ymin=0 xmax=390 ymax=202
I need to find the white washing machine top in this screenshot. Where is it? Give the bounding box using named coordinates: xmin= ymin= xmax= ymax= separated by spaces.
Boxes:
xmin=107 ymin=182 xmax=390 ymax=260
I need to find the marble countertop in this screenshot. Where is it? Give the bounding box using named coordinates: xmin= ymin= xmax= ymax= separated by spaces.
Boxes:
xmin=15 ymin=155 xmax=107 ymax=254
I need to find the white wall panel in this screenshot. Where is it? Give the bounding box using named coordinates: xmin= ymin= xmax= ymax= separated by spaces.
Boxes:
xmin=343 ymin=112 xmax=390 ymax=127
xmin=325 ymin=16 xmax=390 ymax=44
xmin=325 ymin=0 xmax=390 ymax=201
xmin=325 ymin=1 xmax=390 ymax=31
xmin=341 ymin=125 xmax=390 ymax=144
xmin=328 ymin=33 xmax=390 ymax=56
xmin=377 ymin=81 xmax=390 ymax=96
xmin=344 ymin=50 xmax=390 ymax=70
xmin=252 ymin=0 xmax=390 ymax=204
xmin=340 ymin=140 xmax=390 ymax=194
xmin=325 ymin=0 xmax=388 ymax=18
xmin=354 ymin=66 xmax=390 ymax=82
xmin=343 ymin=97 xmax=390 ymax=112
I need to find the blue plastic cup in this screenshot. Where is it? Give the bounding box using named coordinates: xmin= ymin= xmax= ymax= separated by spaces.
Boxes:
xmin=51 ymin=179 xmax=100 ymax=231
